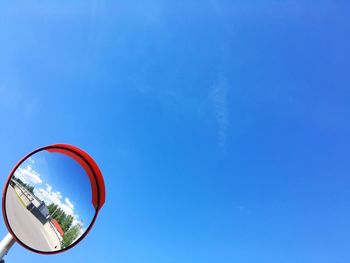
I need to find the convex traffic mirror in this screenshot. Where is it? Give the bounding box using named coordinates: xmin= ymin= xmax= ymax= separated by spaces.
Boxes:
xmin=1 ymin=144 xmax=105 ymax=256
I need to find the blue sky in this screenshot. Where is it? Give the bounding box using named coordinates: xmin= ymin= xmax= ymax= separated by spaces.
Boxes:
xmin=0 ymin=1 xmax=350 ymax=262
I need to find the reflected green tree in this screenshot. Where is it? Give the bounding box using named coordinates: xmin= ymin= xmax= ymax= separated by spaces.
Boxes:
xmin=61 ymin=215 xmax=74 ymax=233
xmin=62 ymin=223 xmax=82 ymax=248
xmin=48 ymin=203 xmax=75 ymax=233
xmin=47 ymin=203 xmax=58 ymax=215
xmin=57 ymin=209 xmax=67 ymax=225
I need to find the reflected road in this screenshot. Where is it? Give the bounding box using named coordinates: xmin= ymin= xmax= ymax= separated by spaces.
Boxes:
xmin=6 ymin=186 xmax=56 ymax=251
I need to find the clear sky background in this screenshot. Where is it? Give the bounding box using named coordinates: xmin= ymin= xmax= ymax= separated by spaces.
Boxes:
xmin=0 ymin=1 xmax=349 ymax=262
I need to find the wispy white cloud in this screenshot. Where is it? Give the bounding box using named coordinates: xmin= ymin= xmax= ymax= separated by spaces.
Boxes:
xmin=212 ymin=74 xmax=229 ymax=147
xmin=65 ymin=198 xmax=74 ymax=210
xmin=35 ymin=184 xmax=62 ymax=207
xmin=14 ymin=164 xmax=43 ymax=185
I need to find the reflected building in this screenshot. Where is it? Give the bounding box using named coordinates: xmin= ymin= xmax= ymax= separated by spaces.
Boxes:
xmin=27 ymin=201 xmax=50 ymax=224
xmin=10 ymin=178 xmax=50 ymax=224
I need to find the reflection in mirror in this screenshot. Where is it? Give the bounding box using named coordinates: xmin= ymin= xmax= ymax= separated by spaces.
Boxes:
xmin=4 ymin=150 xmax=96 ymax=252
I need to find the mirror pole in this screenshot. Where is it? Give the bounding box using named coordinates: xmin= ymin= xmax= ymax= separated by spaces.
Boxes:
xmin=0 ymin=233 xmax=15 ymax=261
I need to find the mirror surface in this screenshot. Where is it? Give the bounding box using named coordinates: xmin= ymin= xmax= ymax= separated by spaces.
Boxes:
xmin=4 ymin=149 xmax=96 ymax=252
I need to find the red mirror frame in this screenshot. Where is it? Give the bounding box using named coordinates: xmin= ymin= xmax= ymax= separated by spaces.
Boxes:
xmin=2 ymin=144 xmax=106 ymax=255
